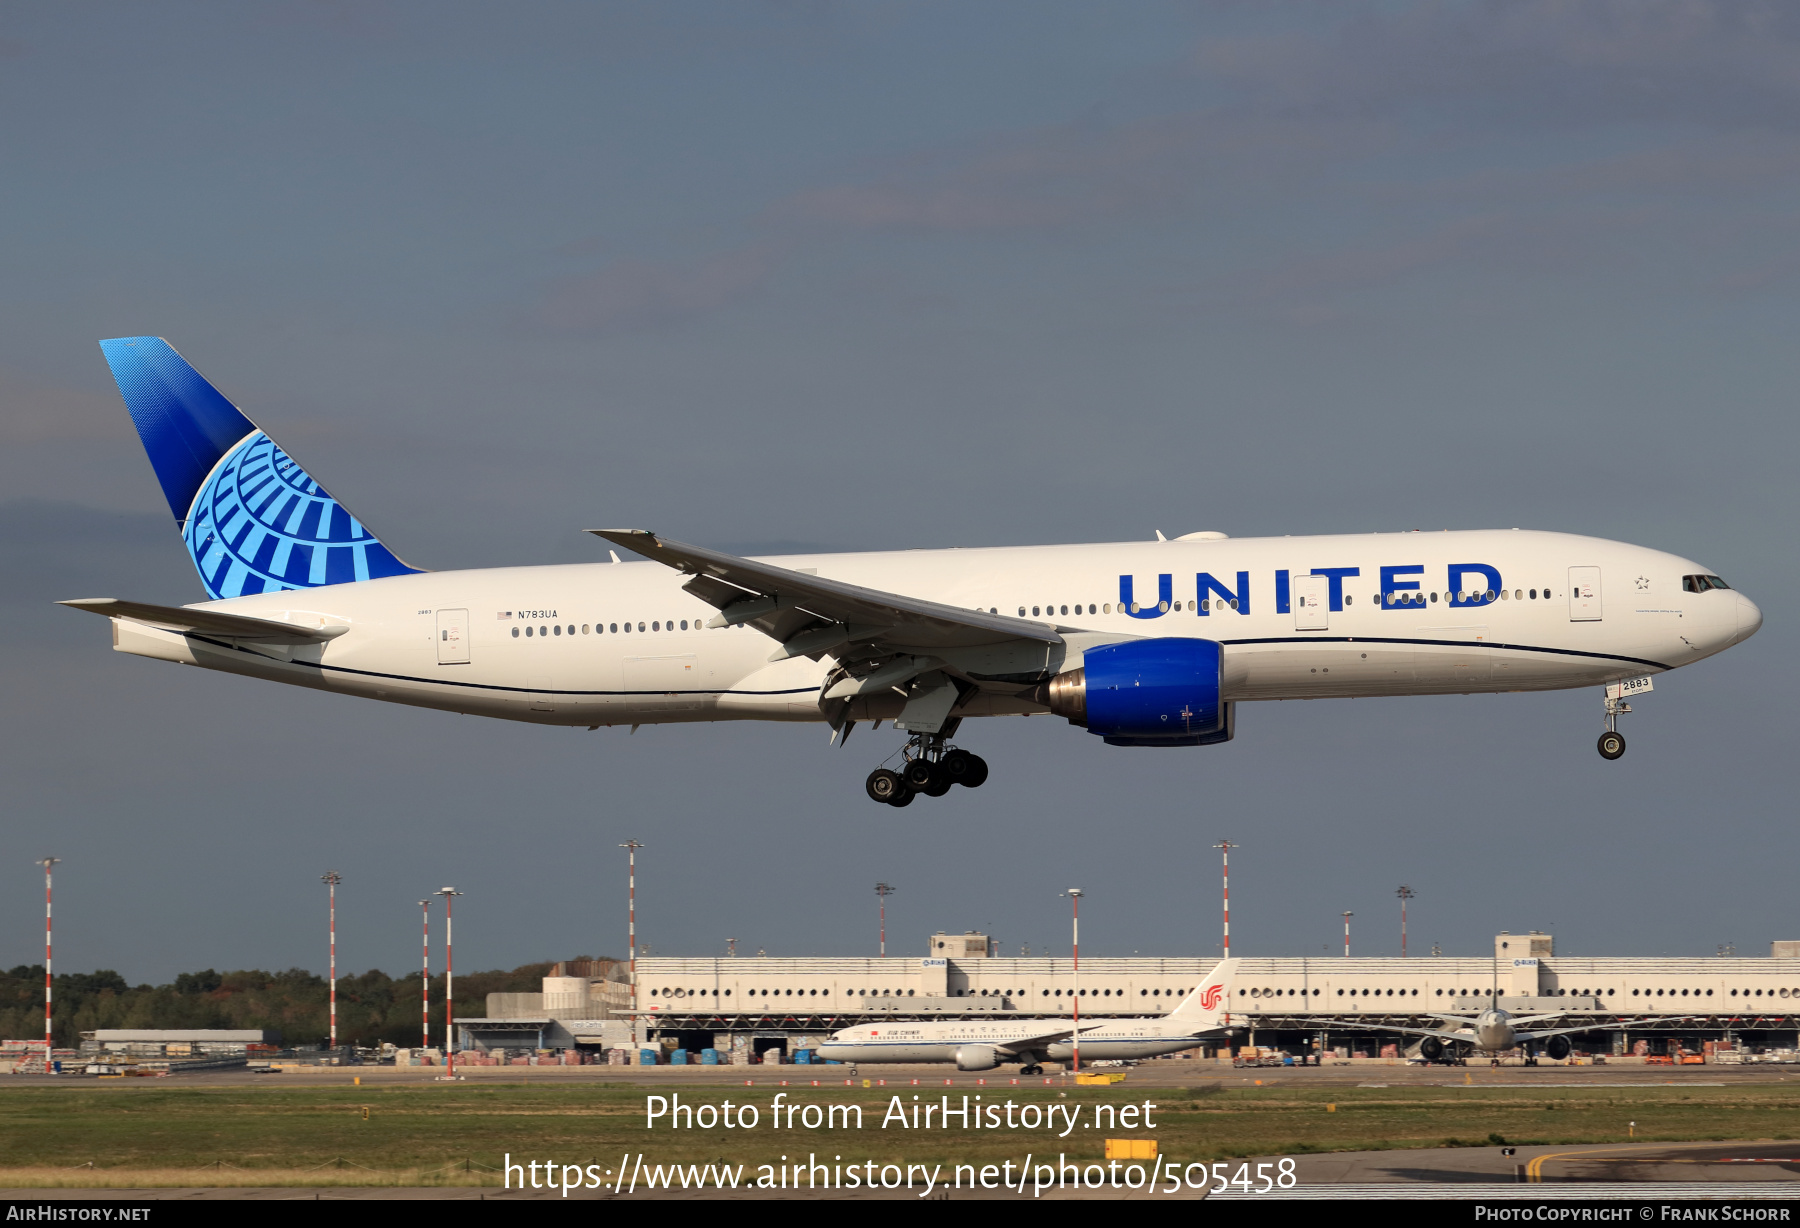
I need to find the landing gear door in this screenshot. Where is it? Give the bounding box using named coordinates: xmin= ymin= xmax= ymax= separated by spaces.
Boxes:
xmin=436 ymin=608 xmax=470 ymax=664
xmin=1293 ymin=574 xmax=1329 ymax=631
xmin=1568 ymin=568 xmax=1602 ymax=622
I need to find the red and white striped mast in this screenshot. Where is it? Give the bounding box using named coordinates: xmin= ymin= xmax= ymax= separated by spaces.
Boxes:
xmin=38 ymin=858 xmax=59 ymax=1063
xmin=418 ymin=898 xmax=431 ymax=1050
xmin=321 ymin=872 xmax=341 ymax=1051
xmin=1342 ymin=910 xmax=1353 ymax=957
xmin=438 ymin=887 xmax=463 ymax=1077
xmin=1212 ymin=840 xmax=1235 ymax=958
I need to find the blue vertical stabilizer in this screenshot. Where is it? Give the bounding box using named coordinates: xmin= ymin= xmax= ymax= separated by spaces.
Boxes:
xmin=99 ymin=337 xmax=420 ymax=599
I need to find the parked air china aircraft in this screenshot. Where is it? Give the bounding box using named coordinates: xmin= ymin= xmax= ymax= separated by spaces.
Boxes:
xmin=816 ymin=961 xmax=1240 ymax=1073
xmin=68 ymin=339 xmax=1762 ymax=803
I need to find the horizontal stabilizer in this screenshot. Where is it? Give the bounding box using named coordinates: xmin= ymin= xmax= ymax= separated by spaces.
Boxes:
xmin=58 ymin=598 xmax=347 ymax=644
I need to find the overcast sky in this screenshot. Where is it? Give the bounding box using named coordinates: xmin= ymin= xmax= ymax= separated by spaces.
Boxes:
xmin=3 ymin=1 xmax=1797 ymax=981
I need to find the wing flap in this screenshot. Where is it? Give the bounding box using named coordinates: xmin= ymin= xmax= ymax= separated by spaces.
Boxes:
xmin=59 ymin=598 xmax=347 ymax=644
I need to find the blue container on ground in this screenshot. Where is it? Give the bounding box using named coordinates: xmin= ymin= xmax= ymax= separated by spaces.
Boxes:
xmin=639 ymin=1049 xmax=659 ymax=1066
xmin=701 ymin=1049 xmax=719 ymax=1065
xmin=670 ymin=1049 xmax=688 ymax=1065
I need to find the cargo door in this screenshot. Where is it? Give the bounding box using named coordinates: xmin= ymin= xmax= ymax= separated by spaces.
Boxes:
xmin=1293 ymin=574 xmax=1329 ymax=631
xmin=623 ymin=655 xmax=701 ymax=710
xmin=1568 ymin=567 xmax=1602 ymax=622
xmin=435 ymin=608 xmax=470 ymax=664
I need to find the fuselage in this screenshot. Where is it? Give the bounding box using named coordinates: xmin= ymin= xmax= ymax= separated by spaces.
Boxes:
xmin=108 ymin=529 xmax=1761 ymax=731
xmin=1473 ymin=1009 xmax=1517 ymax=1053
xmin=815 ymin=1017 xmax=1217 ymax=1066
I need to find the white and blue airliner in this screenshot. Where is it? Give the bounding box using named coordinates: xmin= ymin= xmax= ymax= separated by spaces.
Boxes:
xmin=66 ymin=338 xmax=1763 ymax=801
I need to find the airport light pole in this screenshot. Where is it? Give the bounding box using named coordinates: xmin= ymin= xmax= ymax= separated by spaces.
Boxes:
xmin=1396 ymin=886 xmax=1415 ymax=958
xmin=321 ymin=872 xmax=342 ymax=1052
xmin=620 ymin=841 xmax=643 ymax=1013
xmin=1342 ymin=911 xmax=1353 ymax=958
xmin=438 ymin=888 xmax=463 ymax=1076
xmin=875 ymin=882 xmax=896 ymax=957
xmin=419 ymin=899 xmax=431 ymax=1050
xmin=38 ymin=858 xmax=59 ymax=1061
xmin=1212 ymin=841 xmax=1235 ymax=958
xmin=1063 ymin=889 xmax=1083 ymax=1074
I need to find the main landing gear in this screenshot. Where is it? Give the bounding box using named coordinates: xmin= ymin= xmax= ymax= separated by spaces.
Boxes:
xmin=1598 ymin=690 xmax=1630 ymax=761
xmin=1018 ymin=1063 xmax=1044 ymax=1076
xmin=865 ymin=732 xmax=988 ymax=806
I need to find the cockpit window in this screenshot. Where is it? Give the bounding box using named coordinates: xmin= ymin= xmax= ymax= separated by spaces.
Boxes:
xmin=1682 ymin=574 xmax=1732 ymax=593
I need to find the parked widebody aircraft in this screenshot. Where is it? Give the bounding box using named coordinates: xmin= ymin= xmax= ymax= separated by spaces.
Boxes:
xmin=68 ymin=339 xmax=1762 ymax=801
xmin=1325 ymin=1005 xmax=1626 ymax=1064
xmin=816 ymin=961 xmax=1240 ymax=1073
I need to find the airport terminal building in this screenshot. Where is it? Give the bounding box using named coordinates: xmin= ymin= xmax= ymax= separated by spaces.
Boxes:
xmin=466 ymin=932 xmax=1800 ymax=1061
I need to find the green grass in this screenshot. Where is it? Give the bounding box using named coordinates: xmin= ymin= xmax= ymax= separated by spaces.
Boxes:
xmin=5 ymin=1081 xmax=1800 ymax=1185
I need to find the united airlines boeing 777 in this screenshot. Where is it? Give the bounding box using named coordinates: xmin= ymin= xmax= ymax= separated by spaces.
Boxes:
xmin=66 ymin=339 xmax=1762 ymax=801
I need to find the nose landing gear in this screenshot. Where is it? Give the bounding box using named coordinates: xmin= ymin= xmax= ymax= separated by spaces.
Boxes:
xmin=865 ymin=731 xmax=989 ymax=804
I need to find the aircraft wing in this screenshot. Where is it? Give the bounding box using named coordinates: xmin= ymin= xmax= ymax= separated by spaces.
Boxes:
xmin=994 ymin=1027 xmax=1078 ymax=1055
xmin=1513 ymin=1016 xmax=1698 ymax=1043
xmin=58 ymin=598 xmax=347 ymax=644
xmin=588 ymin=530 xmax=1068 ymax=727
xmin=1317 ymin=1018 xmax=1475 ymax=1043
xmin=588 ymin=530 xmax=1061 ymax=652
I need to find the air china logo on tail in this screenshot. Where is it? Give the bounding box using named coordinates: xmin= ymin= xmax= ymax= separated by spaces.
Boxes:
xmin=1200 ymin=984 xmax=1224 ymax=1010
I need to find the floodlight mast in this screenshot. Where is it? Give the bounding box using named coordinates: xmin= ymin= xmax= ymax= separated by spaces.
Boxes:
xmin=1063 ymin=889 xmax=1083 ymax=1074
xmin=875 ymin=882 xmax=896 ymax=957
xmin=1343 ymin=911 xmax=1354 ymax=957
xmin=38 ymin=859 xmax=60 ymax=1063
xmin=620 ymin=841 xmax=643 ymax=1013
xmin=1396 ymin=886 xmax=1416 ymax=958
xmin=321 ymin=872 xmax=342 ymax=1051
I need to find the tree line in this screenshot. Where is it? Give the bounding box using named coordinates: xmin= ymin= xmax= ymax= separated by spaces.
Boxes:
xmin=0 ymin=959 xmax=615 ymax=1048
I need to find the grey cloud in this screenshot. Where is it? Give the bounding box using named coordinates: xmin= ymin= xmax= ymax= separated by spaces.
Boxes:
xmin=1199 ymin=0 xmax=1800 ymax=131
xmin=776 ymin=112 xmax=1390 ymax=234
xmin=535 ymin=243 xmax=779 ymax=334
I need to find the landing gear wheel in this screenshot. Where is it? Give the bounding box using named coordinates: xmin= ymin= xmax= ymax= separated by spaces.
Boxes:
xmin=1020 ymin=1064 xmax=1041 ymax=1076
xmin=1597 ymin=730 xmax=1626 ymax=760
xmin=866 ymin=768 xmax=905 ymax=804
xmin=901 ymin=758 xmax=939 ymax=793
xmin=886 ymin=787 xmax=915 ymax=808
xmin=942 ymin=749 xmax=989 ymax=788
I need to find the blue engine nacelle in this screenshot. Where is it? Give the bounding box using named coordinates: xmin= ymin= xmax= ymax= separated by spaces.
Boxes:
xmin=1039 ymin=638 xmax=1231 ymax=747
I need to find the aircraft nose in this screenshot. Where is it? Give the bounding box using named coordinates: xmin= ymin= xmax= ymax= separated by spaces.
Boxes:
xmin=1735 ymin=593 xmax=1763 ymax=644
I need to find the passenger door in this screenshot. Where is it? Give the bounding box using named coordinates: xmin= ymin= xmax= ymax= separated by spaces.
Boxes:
xmin=1293 ymin=574 xmax=1329 ymax=631
xmin=1568 ymin=567 xmax=1602 ymax=622
xmin=435 ymin=608 xmax=470 ymax=664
